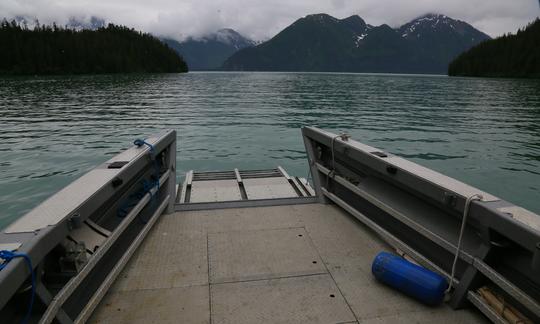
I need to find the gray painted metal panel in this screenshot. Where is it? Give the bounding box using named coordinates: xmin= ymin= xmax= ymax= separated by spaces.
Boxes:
xmin=304 ymin=127 xmax=500 ymax=201
xmin=497 ymin=206 xmax=540 ymax=234
xmin=39 ymin=171 xmax=171 ymax=324
xmin=175 ymin=196 xmax=318 ymax=212
xmin=5 ymin=170 xmax=118 ymax=233
xmin=69 ymin=223 xmax=108 ymax=254
xmin=106 ymin=135 xmax=161 ymax=164
xmin=302 ymin=128 xmax=327 ymax=203
xmin=299 ymin=178 xmax=316 ymax=196
xmin=208 ymin=228 xmax=326 ymax=283
xmin=166 ymin=135 xmax=177 ymax=214
xmin=75 ymin=195 xmax=170 ymax=324
xmin=88 ymin=285 xmax=209 ymax=324
xmin=110 ymin=228 xmax=208 ymax=292
xmin=4 ymin=133 xmax=171 ymax=234
xmin=190 ymin=180 xmax=242 ymax=203
xmin=321 ymin=188 xmax=455 ymax=283
xmin=243 ymin=177 xmax=298 ymax=200
xmin=384 ymin=155 xmax=499 ymax=202
xmin=316 ymin=163 xmax=483 ymax=262
xmin=211 ymin=274 xmax=356 ymax=324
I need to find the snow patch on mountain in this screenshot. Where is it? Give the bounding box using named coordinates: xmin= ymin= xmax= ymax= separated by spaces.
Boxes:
xmin=353 ymin=25 xmax=372 ymax=47
xmin=401 ymin=14 xmax=457 ymax=38
xmin=355 ymin=34 xmax=368 ymax=47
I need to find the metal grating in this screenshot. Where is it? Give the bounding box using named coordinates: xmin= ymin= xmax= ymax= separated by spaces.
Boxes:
xmin=180 ymin=168 xmax=311 ymax=205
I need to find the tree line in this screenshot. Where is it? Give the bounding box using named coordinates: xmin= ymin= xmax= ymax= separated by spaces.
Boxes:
xmin=448 ymin=19 xmax=539 ymax=78
xmin=0 ymin=20 xmax=188 ymax=75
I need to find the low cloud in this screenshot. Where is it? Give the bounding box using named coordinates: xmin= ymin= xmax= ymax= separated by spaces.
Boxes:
xmin=1 ymin=0 xmax=538 ymax=41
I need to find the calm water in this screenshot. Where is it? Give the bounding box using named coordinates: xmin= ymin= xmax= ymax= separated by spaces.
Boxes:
xmin=1 ymin=72 xmax=539 ymax=228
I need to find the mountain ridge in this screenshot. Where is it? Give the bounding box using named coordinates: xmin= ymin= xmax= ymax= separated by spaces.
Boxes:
xmin=222 ymin=13 xmax=491 ymax=74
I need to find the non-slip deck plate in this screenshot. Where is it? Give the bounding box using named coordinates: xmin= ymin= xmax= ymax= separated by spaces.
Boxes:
xmin=190 ymin=180 xmax=242 ymax=203
xmin=89 ymin=285 xmax=209 ymax=324
xmin=91 ymin=204 xmax=486 ymax=324
xmin=243 ymin=177 xmax=299 ymax=200
xmin=110 ymin=227 xmax=208 ymax=292
xmin=208 ymin=228 xmax=326 ymax=283
xmin=211 ymin=274 xmax=356 ymax=324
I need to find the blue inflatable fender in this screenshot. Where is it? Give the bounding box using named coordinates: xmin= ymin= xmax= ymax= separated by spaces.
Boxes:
xmin=372 ymin=251 xmax=448 ymax=306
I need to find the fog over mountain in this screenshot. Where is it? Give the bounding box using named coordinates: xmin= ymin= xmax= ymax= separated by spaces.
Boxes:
xmin=0 ymin=0 xmax=538 ymax=42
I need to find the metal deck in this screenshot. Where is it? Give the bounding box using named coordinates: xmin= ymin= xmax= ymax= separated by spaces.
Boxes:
xmin=89 ymin=203 xmax=486 ymax=323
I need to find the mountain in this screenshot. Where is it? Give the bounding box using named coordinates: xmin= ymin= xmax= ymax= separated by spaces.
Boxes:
xmin=222 ymin=13 xmax=491 ymax=74
xmin=449 ymin=19 xmax=540 ymax=78
xmin=399 ymin=14 xmax=492 ymax=72
xmin=163 ymin=29 xmax=255 ymax=70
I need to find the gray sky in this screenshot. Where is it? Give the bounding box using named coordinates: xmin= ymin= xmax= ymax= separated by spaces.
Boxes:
xmin=1 ymin=0 xmax=539 ymax=41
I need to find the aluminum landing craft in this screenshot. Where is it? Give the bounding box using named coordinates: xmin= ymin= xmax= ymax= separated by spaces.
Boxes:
xmin=0 ymin=127 xmax=539 ymax=324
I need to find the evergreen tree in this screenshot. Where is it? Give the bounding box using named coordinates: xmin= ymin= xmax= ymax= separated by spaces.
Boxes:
xmin=0 ymin=21 xmax=188 ymax=75
xmin=448 ymin=19 xmax=540 ymax=78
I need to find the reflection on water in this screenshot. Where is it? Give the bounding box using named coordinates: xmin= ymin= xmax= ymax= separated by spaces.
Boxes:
xmin=1 ymin=72 xmax=539 ymax=227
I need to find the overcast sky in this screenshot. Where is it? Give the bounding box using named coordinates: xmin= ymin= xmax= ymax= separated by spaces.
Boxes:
xmin=1 ymin=0 xmax=539 ymax=41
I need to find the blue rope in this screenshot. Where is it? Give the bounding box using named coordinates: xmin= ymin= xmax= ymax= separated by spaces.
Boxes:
xmin=134 ymin=138 xmax=160 ymax=193
xmin=117 ymin=138 xmax=162 ymax=221
xmin=133 ymin=138 xmax=155 ymax=154
xmin=0 ymin=250 xmax=35 ymax=324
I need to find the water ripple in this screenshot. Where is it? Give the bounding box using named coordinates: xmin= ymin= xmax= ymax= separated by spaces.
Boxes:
xmin=0 ymin=72 xmax=539 ymax=227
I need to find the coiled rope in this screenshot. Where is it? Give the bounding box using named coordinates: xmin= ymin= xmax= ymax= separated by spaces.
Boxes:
xmin=445 ymin=194 xmax=483 ymax=294
xmin=0 ymin=250 xmax=35 ymax=324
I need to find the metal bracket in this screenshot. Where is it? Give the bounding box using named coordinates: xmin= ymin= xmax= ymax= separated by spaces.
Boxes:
xmin=67 ymin=213 xmax=82 ymax=231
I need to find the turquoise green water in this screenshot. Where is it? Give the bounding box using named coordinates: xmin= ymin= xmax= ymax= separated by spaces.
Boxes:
xmin=1 ymin=72 xmax=539 ymax=228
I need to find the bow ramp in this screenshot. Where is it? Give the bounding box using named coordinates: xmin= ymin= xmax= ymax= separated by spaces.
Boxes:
xmin=0 ymin=127 xmax=539 ymax=324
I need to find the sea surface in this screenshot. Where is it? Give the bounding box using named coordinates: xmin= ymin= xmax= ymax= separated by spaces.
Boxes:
xmin=1 ymin=72 xmax=539 ymax=228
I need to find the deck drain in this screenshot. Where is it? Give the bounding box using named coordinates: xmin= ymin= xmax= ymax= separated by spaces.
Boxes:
xmin=329 ymin=294 xmax=335 ymax=298
xmin=298 ymin=234 xmax=303 ymax=237
xmin=312 ymin=261 xmax=317 ymax=264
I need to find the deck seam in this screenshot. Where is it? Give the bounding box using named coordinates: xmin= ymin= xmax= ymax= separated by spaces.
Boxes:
xmin=207 ymin=233 xmax=213 ymax=324
xmin=210 ymin=272 xmax=330 ymax=286
xmin=105 ymin=283 xmax=209 ymax=294
xmin=207 ymin=225 xmax=305 ymax=235
xmin=303 ymin=225 xmax=361 ymax=323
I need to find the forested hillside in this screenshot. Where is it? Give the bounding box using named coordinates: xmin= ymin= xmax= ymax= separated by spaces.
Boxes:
xmin=448 ymin=19 xmax=540 ymax=78
xmin=0 ymin=20 xmax=188 ymax=75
